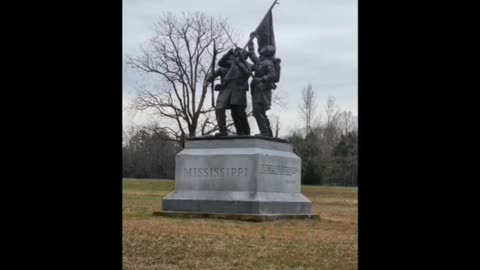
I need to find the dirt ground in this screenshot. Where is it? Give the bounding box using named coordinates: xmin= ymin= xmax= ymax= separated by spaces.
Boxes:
xmin=123 ymin=179 xmax=358 ymax=270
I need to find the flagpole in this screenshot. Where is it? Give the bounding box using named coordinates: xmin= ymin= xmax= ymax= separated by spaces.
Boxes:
xmin=221 ymin=0 xmax=279 ymax=83
xmin=242 ymin=0 xmax=279 ymax=50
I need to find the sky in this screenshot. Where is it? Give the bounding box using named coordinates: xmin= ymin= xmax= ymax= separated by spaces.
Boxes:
xmin=123 ymin=0 xmax=357 ymax=136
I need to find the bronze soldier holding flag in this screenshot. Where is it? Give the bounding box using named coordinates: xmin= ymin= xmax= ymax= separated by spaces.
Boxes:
xmin=246 ymin=2 xmax=281 ymax=137
xmin=247 ymin=33 xmax=280 ymax=137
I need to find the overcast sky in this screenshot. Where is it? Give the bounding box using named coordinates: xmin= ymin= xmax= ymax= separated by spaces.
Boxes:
xmin=123 ymin=0 xmax=357 ymax=136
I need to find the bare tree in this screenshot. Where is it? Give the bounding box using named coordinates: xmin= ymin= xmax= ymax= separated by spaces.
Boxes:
xmin=270 ymin=114 xmax=281 ymax=138
xmin=325 ymin=96 xmax=339 ymax=130
xmin=298 ymin=84 xmax=317 ymax=136
xmin=339 ymin=110 xmax=353 ymax=135
xmin=126 ymin=12 xmax=236 ymax=145
xmin=288 ymin=93 xmax=358 ymax=186
xmin=321 ymin=96 xmax=342 ymax=158
xmin=122 ymin=122 xmax=178 ymax=179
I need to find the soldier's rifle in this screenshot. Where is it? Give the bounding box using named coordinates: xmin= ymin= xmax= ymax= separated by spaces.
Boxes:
xmin=210 ymin=40 xmax=217 ymax=108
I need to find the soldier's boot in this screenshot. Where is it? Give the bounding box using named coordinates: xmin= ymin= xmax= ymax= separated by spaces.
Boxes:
xmin=231 ymin=107 xmax=243 ymax=135
xmin=265 ymin=115 xmax=273 ymax=137
xmin=233 ymin=106 xmax=251 ymax=136
xmin=253 ymin=106 xmax=269 ymax=137
xmin=241 ymin=111 xmax=251 ymax=136
xmin=215 ymin=109 xmax=228 ymax=136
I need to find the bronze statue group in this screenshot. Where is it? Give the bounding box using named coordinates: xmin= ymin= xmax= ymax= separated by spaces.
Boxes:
xmin=206 ymin=31 xmax=281 ymax=138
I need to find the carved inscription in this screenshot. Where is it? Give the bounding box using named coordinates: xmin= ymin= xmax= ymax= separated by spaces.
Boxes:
xmin=260 ymin=164 xmax=299 ymax=176
xmin=183 ymin=167 xmax=248 ymax=177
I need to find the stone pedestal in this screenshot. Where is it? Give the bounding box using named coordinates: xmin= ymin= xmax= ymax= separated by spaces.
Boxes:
xmin=162 ymin=136 xmax=313 ymax=216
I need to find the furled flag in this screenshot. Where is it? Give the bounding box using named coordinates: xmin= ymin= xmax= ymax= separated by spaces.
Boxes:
xmin=255 ymin=9 xmax=276 ymax=50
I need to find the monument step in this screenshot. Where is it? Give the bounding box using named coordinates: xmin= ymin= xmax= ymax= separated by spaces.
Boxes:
xmin=153 ymin=210 xmax=320 ymax=222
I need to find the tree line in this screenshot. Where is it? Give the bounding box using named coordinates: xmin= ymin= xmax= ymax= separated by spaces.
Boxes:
xmin=122 ymin=85 xmax=357 ymax=186
xmin=122 ymin=123 xmax=179 ymax=179
xmin=286 ymin=84 xmax=357 ymax=186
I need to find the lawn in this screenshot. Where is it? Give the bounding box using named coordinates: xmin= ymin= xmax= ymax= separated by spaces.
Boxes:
xmin=123 ymin=178 xmax=358 ymax=270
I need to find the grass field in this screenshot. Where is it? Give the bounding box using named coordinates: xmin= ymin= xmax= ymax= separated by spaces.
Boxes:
xmin=123 ymin=178 xmax=358 ymax=270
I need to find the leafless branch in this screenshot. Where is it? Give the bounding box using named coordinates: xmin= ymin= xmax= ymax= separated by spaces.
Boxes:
xmin=126 ymin=12 xmax=234 ymax=144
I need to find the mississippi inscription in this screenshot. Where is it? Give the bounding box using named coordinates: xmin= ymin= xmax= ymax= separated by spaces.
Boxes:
xmin=184 ymin=167 xmax=248 ymax=177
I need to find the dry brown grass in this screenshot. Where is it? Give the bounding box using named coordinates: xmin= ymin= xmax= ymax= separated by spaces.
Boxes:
xmin=123 ymin=179 xmax=358 ymax=270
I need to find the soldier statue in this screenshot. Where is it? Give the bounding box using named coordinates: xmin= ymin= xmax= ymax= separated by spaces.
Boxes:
xmin=247 ymin=31 xmax=281 ymax=137
xmin=206 ymin=48 xmax=252 ymax=136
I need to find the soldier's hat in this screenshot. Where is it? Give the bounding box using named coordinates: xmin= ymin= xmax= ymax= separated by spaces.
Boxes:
xmin=259 ymin=45 xmax=276 ymax=57
xmin=218 ymin=48 xmax=249 ymax=68
xmin=218 ymin=49 xmax=235 ymax=68
xmin=234 ymin=47 xmax=249 ymax=59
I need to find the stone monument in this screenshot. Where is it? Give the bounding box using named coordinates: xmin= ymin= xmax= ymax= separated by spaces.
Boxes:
xmin=158 ymin=0 xmax=317 ymax=221
xmin=161 ymin=136 xmax=315 ymax=220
